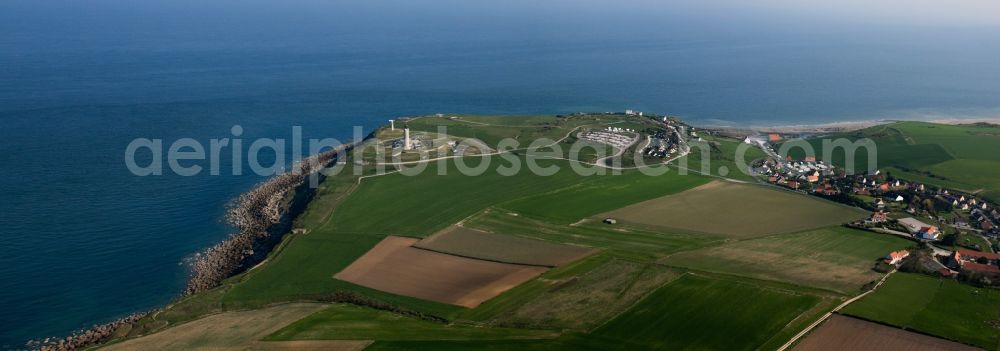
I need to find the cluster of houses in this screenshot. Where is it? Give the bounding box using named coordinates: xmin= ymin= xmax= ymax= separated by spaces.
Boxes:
xmin=759 ymin=156 xmax=836 ymax=191
xmin=774 ymin=165 xmax=1000 ymax=239
xmin=862 ymin=178 xmax=1000 ymax=238
xmin=642 ymin=129 xmax=679 ymax=158
xmin=581 ymin=128 xmax=635 ymax=150
xmin=971 ymin=208 xmax=1000 ymax=238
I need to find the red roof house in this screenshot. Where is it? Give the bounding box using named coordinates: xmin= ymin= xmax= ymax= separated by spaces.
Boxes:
xmin=917 ymin=226 xmax=940 ymax=240
xmin=884 ymin=250 xmax=910 ymax=265
xmin=870 ymin=211 xmax=889 ymax=223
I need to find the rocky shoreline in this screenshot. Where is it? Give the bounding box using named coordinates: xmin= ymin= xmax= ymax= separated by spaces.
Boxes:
xmin=32 ymin=142 xmax=357 ymax=351
xmin=185 ymin=142 xmax=354 ymax=294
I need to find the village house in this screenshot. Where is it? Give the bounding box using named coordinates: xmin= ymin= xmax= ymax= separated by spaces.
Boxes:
xmin=813 ymin=183 xmax=838 ymax=196
xmin=806 ymin=171 xmax=820 ymax=183
xmin=869 ymin=210 xmax=889 ymax=224
xmin=787 ymin=180 xmax=800 ymax=190
xmin=981 ymin=220 xmax=995 ymax=232
xmin=917 ymin=226 xmax=941 ymax=241
xmin=885 ymin=250 xmax=910 ymax=265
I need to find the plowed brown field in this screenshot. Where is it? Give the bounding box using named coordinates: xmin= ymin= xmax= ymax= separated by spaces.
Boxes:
xmin=334 ymin=236 xmax=547 ymax=308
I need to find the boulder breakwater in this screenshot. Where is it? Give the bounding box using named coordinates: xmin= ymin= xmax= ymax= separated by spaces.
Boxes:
xmin=185 ymin=143 xmax=353 ymax=294
xmin=34 ymin=142 xmax=356 ymax=351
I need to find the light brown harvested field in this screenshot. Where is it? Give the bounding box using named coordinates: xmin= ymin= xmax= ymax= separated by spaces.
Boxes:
xmin=600 ymin=181 xmax=867 ymax=238
xmin=101 ymin=303 xmax=370 ymax=351
xmin=793 ymin=315 xmax=980 ymax=351
xmin=413 ymin=226 xmax=596 ymax=267
xmin=334 ymin=236 xmax=548 ymax=308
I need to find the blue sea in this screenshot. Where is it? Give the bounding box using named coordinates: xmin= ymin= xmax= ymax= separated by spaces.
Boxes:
xmin=1 ymin=0 xmax=999 ymax=347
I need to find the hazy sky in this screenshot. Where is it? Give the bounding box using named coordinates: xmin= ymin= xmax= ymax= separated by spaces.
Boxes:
xmin=724 ymin=0 xmax=1000 ymax=27
xmin=3 ymin=0 xmax=1000 ymax=29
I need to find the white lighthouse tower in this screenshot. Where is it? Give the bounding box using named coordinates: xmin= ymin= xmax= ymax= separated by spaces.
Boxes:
xmin=389 ymin=119 xmax=395 ymax=131
xmin=403 ymin=126 xmax=412 ymax=150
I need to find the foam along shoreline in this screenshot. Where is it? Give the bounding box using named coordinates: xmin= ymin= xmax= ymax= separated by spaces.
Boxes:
xmin=33 ymin=141 xmax=358 ymax=351
xmin=697 ymin=116 xmax=1000 ymax=134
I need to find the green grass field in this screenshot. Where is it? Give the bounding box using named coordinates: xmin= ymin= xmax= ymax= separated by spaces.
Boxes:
xmin=842 ymin=272 xmax=1000 ymax=350
xmin=326 ymin=157 xmax=588 ymax=237
xmin=784 ymin=122 xmax=954 ymax=172
xmin=892 ymin=122 xmax=1000 ymax=161
xmin=466 ymin=209 xmax=721 ymax=262
xmin=592 ymin=274 xmax=821 ymax=351
xmin=927 ymin=160 xmax=1000 ymax=202
xmin=662 ymin=226 xmax=912 ymax=294
xmin=672 ymin=134 xmax=767 ymax=182
xmin=455 ymin=253 xmax=682 ymax=330
xmin=498 ymin=168 xmax=710 ymax=224
xmin=220 ymin=154 xmax=712 ymax=314
xmin=365 ymin=273 xmax=831 ymax=351
xmin=363 ymin=336 xmax=611 ymax=351
xmin=265 ymin=303 xmax=557 ymax=341
xmin=600 ymin=181 xmax=868 ymax=238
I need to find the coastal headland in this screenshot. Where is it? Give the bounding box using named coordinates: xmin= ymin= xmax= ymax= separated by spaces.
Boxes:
xmin=35 ymin=112 xmax=1000 ymax=351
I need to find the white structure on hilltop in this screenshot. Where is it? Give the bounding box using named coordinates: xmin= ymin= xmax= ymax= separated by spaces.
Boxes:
xmin=404 ymin=127 xmax=412 ymax=150
xmin=389 ymin=119 xmax=395 ymax=131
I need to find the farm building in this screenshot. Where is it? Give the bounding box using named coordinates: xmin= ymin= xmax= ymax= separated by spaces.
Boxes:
xmin=898 ymin=218 xmax=932 ymax=233
xmin=951 ymin=250 xmax=1000 ymax=274
xmin=884 ymin=250 xmax=910 ymax=265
